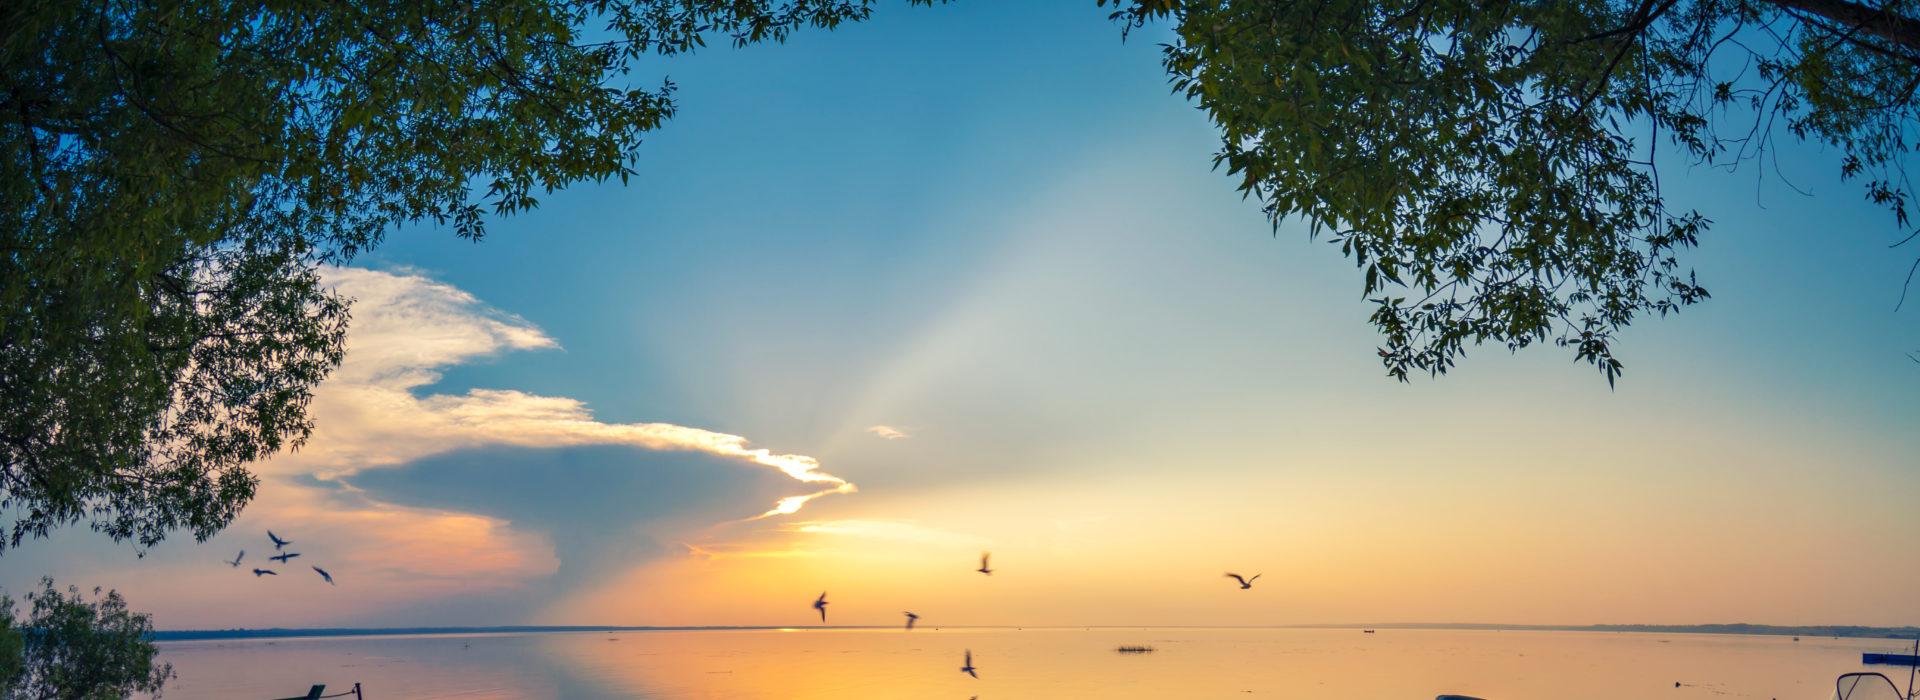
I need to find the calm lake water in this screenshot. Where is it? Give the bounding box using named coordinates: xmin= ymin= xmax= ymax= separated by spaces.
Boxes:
xmin=151 ymin=628 xmax=1914 ymax=699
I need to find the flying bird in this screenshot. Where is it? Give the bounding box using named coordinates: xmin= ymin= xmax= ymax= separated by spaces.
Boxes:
xmin=976 ymin=552 xmax=993 ymax=576
xmin=270 ymin=552 xmax=302 ymax=563
xmin=812 ymin=592 xmax=829 ymax=623
xmin=268 ymin=530 xmax=291 ymax=550
xmin=1225 ymin=573 xmax=1261 ymax=589
xmin=251 ymin=568 xmax=276 ymax=577
xmin=960 ymin=649 xmax=979 ymax=678
xmin=225 ymin=550 xmax=245 ymax=568
xmin=312 ymin=566 xmax=334 ymax=586
xmin=904 ymin=611 xmax=920 ymax=630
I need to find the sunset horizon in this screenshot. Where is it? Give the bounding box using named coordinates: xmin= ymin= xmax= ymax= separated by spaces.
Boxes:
xmin=5 ymin=0 xmax=1916 ymax=697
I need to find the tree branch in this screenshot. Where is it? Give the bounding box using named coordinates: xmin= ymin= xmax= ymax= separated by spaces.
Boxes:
xmin=1762 ymin=0 xmax=1920 ymax=56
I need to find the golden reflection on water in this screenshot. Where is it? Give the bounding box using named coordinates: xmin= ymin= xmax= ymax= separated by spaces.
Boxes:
xmin=155 ymin=628 xmax=1905 ymax=699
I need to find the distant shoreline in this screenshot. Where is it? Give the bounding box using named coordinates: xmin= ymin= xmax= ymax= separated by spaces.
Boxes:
xmin=1292 ymin=623 xmax=1920 ymax=640
xmin=150 ymin=623 xmax=1920 ymax=642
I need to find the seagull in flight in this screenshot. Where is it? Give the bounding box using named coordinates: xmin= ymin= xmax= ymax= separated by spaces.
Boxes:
xmin=812 ymin=592 xmax=829 ymax=623
xmin=268 ymin=530 xmax=291 ymax=551
xmin=251 ymin=568 xmax=277 ymax=577
xmin=225 ymin=550 xmax=245 ymax=568
xmin=312 ymin=566 xmax=334 ymax=586
xmin=1225 ymin=573 xmax=1261 ymax=589
xmin=904 ymin=611 xmax=920 ymax=630
xmin=270 ymin=552 xmax=301 ymax=563
xmin=960 ymin=649 xmax=979 ymax=678
xmin=976 ymin=552 xmax=993 ymax=576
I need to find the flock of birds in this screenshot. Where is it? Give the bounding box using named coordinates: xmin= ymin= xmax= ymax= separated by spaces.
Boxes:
xmin=221 ymin=539 xmax=1262 ymax=681
xmin=809 ymin=552 xmax=1263 ymax=681
xmin=227 ymin=530 xmax=336 ymax=586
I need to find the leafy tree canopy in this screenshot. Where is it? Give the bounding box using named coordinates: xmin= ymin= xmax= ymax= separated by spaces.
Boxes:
xmin=1107 ymin=0 xmax=1920 ymax=383
xmin=0 ymin=0 xmax=924 ymax=554
xmin=7 ymin=0 xmax=1915 ymax=556
xmin=0 ymin=578 xmax=171 ymax=700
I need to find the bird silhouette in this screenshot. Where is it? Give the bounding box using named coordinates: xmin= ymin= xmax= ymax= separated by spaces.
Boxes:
xmin=268 ymin=530 xmax=291 ymax=550
xmin=960 ymin=649 xmax=979 ymax=678
xmin=1225 ymin=572 xmax=1261 ymax=589
xmin=976 ymin=552 xmax=993 ymax=576
xmin=904 ymin=611 xmax=920 ymax=630
xmin=812 ymin=592 xmax=829 ymax=623
xmin=251 ymin=568 xmax=277 ymax=577
xmin=270 ymin=552 xmax=301 ymax=563
xmin=226 ymin=550 xmax=245 ymax=567
xmin=312 ymin=566 xmax=334 ymax=586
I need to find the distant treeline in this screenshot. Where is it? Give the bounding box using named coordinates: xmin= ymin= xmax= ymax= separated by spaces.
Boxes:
xmin=149 ymin=625 xmax=788 ymax=641
xmin=149 ymin=623 xmax=1920 ymax=642
xmin=1580 ymin=624 xmax=1920 ymax=640
xmin=1307 ymin=623 xmax=1920 ymax=640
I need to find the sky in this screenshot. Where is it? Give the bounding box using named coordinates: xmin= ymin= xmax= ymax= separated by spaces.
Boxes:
xmin=6 ymin=1 xmax=1918 ymax=631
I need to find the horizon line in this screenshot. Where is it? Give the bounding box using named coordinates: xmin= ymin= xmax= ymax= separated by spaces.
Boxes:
xmin=150 ymin=621 xmax=1920 ymax=642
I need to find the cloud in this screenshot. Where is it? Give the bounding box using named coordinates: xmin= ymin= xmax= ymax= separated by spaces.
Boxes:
xmin=865 ymin=425 xmax=910 ymax=440
xmin=785 ymin=519 xmax=985 ymax=547
xmin=108 ymin=266 xmax=865 ymax=625
xmin=247 ymin=478 xmax=561 ymax=589
xmin=282 ymin=266 xmax=856 ymax=518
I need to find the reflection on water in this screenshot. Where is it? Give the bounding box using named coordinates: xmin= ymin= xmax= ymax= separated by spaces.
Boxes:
xmin=152 ymin=628 xmax=1903 ymax=699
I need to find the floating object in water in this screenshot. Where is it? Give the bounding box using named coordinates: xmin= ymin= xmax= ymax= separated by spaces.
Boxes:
xmin=977 ymin=552 xmax=993 ymax=576
xmin=1436 ymin=696 xmax=1486 ymax=700
xmin=272 ymin=682 xmax=361 ymax=700
xmin=1115 ymin=646 xmax=1156 ymax=654
xmin=1363 ymin=629 xmax=1376 ymax=633
xmin=1862 ymin=652 xmax=1920 ymax=666
xmin=1837 ymin=639 xmax=1919 ymax=700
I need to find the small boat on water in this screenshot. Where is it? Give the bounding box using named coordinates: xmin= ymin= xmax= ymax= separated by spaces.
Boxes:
xmin=1833 ymin=672 xmax=1910 ymax=700
xmin=271 ymin=683 xmax=361 ymax=700
xmin=1833 ymin=639 xmax=1918 ymax=700
xmin=1362 ymin=629 xmax=1375 ymax=633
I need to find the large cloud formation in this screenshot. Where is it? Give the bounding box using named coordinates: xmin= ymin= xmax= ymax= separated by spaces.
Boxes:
xmin=54 ymin=267 xmax=859 ymax=627
xmin=279 ymin=267 xmax=856 ymax=516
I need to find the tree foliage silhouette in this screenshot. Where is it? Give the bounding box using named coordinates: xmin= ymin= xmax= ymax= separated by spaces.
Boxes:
xmin=0 ymin=0 xmax=926 ymax=553
xmin=1108 ymin=0 xmax=1920 ymax=382
xmin=0 ymin=578 xmax=172 ymax=699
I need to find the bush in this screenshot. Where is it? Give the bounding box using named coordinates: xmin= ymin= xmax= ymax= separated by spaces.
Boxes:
xmin=0 ymin=578 xmax=171 ymax=700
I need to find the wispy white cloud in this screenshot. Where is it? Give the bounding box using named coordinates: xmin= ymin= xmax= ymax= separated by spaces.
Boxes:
xmin=785 ymin=519 xmax=985 ymax=547
xmin=279 ymin=267 xmax=856 ymax=518
xmin=752 ymin=485 xmax=858 ymax=519
xmin=865 ymin=425 xmax=910 ymax=440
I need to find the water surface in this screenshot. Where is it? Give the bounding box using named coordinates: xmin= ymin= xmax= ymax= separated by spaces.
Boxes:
xmin=152 ymin=627 xmax=1913 ymax=698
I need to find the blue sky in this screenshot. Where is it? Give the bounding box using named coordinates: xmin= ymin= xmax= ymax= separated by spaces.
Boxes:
xmin=7 ymin=1 xmax=1917 ymax=629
